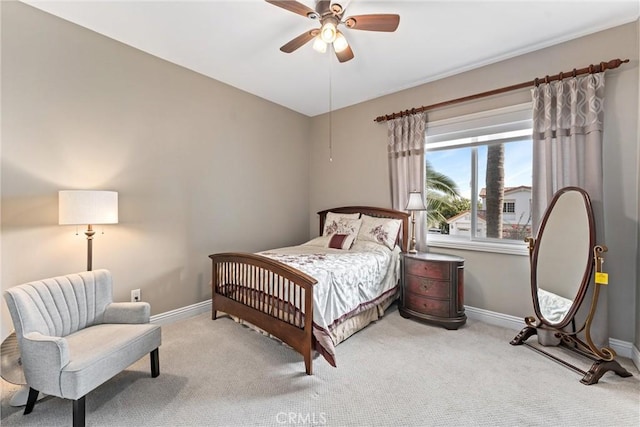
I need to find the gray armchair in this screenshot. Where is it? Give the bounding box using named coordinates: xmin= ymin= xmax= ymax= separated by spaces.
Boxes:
xmin=3 ymin=269 xmax=161 ymax=427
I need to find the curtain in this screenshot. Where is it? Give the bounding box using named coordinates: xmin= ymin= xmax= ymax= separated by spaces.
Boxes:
xmin=387 ymin=112 xmax=427 ymax=251
xmin=531 ymin=72 xmax=607 ymax=348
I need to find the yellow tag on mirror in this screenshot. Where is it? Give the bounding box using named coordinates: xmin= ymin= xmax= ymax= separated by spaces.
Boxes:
xmin=595 ymin=272 xmax=609 ymax=285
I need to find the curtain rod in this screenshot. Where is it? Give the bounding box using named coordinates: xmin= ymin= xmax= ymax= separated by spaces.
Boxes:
xmin=373 ymin=58 xmax=629 ymax=123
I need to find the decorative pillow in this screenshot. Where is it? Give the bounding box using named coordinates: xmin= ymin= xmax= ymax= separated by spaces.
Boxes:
xmin=322 ymin=214 xmax=361 ymax=237
xmin=327 ymin=233 xmax=356 ymax=250
xmin=357 ymin=214 xmax=402 ymax=250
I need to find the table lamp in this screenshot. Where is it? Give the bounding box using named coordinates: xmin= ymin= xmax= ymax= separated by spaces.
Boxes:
xmin=405 ymin=191 xmax=426 ymax=254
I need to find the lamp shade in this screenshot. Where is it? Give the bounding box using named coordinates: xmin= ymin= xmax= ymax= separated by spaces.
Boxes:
xmin=320 ymin=21 xmax=337 ymax=43
xmin=312 ymin=36 xmax=327 ymax=53
xmin=59 ymin=190 xmax=118 ymax=225
xmin=405 ymin=191 xmax=426 ymax=211
xmin=333 ymin=31 xmax=348 ymax=53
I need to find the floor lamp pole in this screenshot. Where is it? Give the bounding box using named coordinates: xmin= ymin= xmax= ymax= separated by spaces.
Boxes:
xmin=85 ymin=225 xmax=95 ymax=272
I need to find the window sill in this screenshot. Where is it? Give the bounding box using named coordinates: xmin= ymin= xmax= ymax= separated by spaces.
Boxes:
xmin=426 ymin=236 xmax=529 ymax=256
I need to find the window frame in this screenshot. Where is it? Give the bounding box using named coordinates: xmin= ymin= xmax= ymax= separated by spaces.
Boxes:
xmin=424 ymin=103 xmax=533 ymax=256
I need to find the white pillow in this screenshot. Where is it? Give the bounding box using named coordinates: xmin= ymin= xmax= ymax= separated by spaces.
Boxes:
xmin=301 ymin=236 xmax=332 ymax=247
xmin=322 ymin=212 xmax=361 ymax=236
xmin=357 ymin=214 xmax=402 ymax=250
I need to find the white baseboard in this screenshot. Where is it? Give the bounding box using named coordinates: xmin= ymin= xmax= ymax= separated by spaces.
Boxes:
xmin=465 ymin=305 xmax=525 ymax=331
xmin=464 ymin=305 xmax=635 ymax=361
xmin=150 ymin=299 xmax=211 ymax=325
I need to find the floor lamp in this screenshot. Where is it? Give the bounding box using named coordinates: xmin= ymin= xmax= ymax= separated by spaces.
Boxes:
xmin=405 ymin=191 xmax=427 ymax=254
xmin=59 ymin=190 xmax=118 ymax=271
xmin=4 ymin=190 xmax=118 ymax=406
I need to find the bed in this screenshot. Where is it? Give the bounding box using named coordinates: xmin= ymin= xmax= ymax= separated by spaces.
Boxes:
xmin=209 ymin=206 xmax=409 ymax=375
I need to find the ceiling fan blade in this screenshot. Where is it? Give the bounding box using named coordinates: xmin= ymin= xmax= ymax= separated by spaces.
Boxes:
xmin=280 ymin=29 xmax=319 ymax=53
xmin=335 ymin=44 xmax=354 ymax=63
xmin=344 ymin=14 xmax=400 ymax=32
xmin=265 ymin=1 xmax=317 ymax=19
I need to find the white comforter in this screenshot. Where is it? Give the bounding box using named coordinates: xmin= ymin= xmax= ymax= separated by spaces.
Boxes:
xmin=538 ymin=288 xmax=573 ymax=323
xmin=259 ymin=238 xmax=400 ymax=365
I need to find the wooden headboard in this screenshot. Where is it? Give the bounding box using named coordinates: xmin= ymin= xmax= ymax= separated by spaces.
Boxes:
xmin=317 ymin=206 xmax=410 ymax=253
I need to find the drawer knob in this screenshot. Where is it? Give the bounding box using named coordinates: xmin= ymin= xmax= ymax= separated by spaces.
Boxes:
xmin=421 ymin=283 xmax=432 ymax=292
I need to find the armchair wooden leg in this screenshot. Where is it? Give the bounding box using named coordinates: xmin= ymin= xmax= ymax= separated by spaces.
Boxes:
xmin=73 ymin=396 xmax=85 ymax=427
xmin=150 ymin=348 xmax=160 ymax=378
xmin=23 ymin=387 xmax=39 ymax=414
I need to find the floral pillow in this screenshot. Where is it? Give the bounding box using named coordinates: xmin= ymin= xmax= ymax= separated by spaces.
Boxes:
xmin=357 ymin=214 xmax=402 ymax=250
xmin=322 ymin=212 xmax=361 ymax=237
xmin=321 ymin=218 xmax=362 ymax=249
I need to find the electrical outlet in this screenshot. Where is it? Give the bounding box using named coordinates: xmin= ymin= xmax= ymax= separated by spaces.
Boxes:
xmin=131 ymin=289 xmax=141 ymax=303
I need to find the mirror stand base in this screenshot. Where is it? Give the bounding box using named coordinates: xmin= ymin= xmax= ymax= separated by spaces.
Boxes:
xmin=581 ymin=360 xmax=633 ymax=385
xmin=509 ymin=326 xmax=537 ymax=346
xmin=510 ymin=326 xmax=633 ymax=385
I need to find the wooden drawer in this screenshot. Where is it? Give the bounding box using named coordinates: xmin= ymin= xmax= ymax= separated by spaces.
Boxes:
xmin=404 ymin=258 xmax=449 ymax=280
xmin=405 ymin=274 xmax=450 ymax=299
xmin=404 ymin=294 xmax=450 ymax=318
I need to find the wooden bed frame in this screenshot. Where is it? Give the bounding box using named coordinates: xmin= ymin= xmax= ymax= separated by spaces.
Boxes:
xmin=209 ymin=206 xmax=409 ymax=375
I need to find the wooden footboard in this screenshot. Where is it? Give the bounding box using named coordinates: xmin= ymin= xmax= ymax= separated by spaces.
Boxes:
xmin=209 ymin=253 xmax=318 ymax=374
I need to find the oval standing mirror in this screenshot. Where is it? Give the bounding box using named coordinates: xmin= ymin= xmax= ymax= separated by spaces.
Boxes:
xmin=511 ymin=186 xmax=632 ymax=385
xmin=531 ymin=187 xmax=595 ymax=328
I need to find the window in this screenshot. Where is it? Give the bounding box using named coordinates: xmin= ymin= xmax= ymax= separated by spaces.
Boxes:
xmin=424 ymin=104 xmax=533 ymax=253
xmin=503 ymin=202 xmax=515 ymax=213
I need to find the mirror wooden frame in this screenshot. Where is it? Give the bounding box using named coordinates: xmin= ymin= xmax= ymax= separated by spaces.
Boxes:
xmin=530 ymin=186 xmax=595 ymax=329
xmin=510 ymin=186 xmax=632 ymax=385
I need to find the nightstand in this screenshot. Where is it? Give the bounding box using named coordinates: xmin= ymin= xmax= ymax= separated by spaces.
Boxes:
xmin=399 ymin=252 xmax=466 ymax=329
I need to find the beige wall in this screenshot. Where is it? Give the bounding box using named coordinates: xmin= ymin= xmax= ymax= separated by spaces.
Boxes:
xmin=636 ymin=24 xmax=640 ymax=353
xmin=309 ymin=22 xmax=639 ymax=343
xmin=1 ymin=2 xmax=310 ymax=337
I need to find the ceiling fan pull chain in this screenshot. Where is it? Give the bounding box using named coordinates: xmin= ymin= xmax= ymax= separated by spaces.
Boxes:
xmin=329 ymin=51 xmax=333 ymax=162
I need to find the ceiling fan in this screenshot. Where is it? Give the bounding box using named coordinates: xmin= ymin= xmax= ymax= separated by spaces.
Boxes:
xmin=265 ymin=0 xmax=400 ymax=63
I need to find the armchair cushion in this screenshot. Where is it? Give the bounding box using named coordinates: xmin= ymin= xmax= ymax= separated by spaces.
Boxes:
xmin=61 ymin=323 xmax=160 ymax=398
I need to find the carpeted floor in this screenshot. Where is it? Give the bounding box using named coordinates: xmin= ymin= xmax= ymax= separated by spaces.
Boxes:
xmin=2 ymin=306 xmax=639 ymax=426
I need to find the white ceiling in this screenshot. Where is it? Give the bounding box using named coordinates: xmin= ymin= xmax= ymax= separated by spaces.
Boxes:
xmin=23 ymin=1 xmax=639 ymax=117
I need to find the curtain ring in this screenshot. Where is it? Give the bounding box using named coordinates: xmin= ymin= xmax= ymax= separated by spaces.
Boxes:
xmin=589 ymin=64 xmax=594 ymax=73
xmin=544 ymin=75 xmax=549 ymax=84
xmin=534 ymin=77 xmax=539 ymax=87
xmin=572 ymin=68 xmax=577 ymax=78
xmin=558 ymin=72 xmax=563 ymax=81
xmin=600 ymin=61 xmax=606 ymax=72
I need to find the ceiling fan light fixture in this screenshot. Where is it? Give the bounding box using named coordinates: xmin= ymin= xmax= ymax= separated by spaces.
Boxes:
xmin=333 ymin=32 xmax=349 ymax=53
xmin=266 ymin=0 xmax=401 ymax=63
xmin=312 ymin=36 xmax=327 ymax=53
xmin=320 ymin=20 xmax=337 ymax=43
xmin=333 ymin=32 xmax=348 ymax=53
